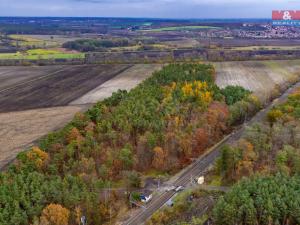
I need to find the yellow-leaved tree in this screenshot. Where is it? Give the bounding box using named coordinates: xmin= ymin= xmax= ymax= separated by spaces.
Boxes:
xmin=26 ymin=147 xmax=49 ymax=170
xmin=181 ymin=81 xmax=212 ymax=106
xmin=40 ymin=204 xmax=70 ymax=225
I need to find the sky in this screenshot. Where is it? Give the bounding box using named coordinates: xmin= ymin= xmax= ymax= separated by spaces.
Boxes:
xmin=1 ymin=0 xmax=300 ymax=18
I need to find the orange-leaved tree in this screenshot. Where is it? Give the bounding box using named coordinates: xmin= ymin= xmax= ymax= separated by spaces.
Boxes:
xmin=152 ymin=147 xmax=167 ymax=170
xmin=40 ymin=204 xmax=70 ymax=225
xmin=193 ymin=128 xmax=209 ymax=155
xmin=66 ymin=127 xmax=84 ymax=144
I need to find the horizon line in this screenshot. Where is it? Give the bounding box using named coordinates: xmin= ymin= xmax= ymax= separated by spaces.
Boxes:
xmin=0 ymin=16 xmax=271 ymax=20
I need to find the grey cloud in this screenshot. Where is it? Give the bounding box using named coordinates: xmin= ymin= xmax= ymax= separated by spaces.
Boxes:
xmin=72 ymin=0 xmax=154 ymax=3
xmin=0 ymin=0 xmax=298 ymax=18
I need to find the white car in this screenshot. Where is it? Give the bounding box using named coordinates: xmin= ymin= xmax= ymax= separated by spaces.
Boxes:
xmin=175 ymin=186 xmax=184 ymax=192
xmin=141 ymin=194 xmax=152 ymax=203
xmin=165 ymin=186 xmax=176 ymax=192
xmin=197 ymin=176 xmax=205 ymax=185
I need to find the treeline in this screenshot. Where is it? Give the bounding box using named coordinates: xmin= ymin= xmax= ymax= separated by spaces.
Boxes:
xmin=0 ymin=63 xmax=256 ymax=225
xmin=62 ymin=38 xmax=131 ymax=52
xmin=213 ymin=87 xmax=300 ymax=224
xmin=216 ymin=88 xmax=300 ymax=183
xmin=213 ymin=174 xmax=300 ymax=225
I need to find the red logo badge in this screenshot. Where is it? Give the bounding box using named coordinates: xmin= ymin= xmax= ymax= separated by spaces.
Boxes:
xmin=272 ymin=10 xmax=300 ymax=20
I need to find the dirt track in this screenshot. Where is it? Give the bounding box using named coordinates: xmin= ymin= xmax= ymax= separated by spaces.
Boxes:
xmin=0 ymin=64 xmax=131 ymax=112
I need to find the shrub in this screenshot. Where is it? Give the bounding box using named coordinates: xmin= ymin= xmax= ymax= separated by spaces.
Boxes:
xmin=221 ymin=85 xmax=251 ymax=105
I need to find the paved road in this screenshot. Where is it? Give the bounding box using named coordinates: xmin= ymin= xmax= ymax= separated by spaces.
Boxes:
xmin=122 ymin=81 xmax=300 ymax=225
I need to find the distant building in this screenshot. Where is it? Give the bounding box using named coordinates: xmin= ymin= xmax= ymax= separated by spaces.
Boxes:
xmin=140 ymin=190 xmax=153 ymax=203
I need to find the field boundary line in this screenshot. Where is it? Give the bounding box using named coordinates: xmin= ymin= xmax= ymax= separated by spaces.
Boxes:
xmin=69 ymin=64 xmax=134 ymax=106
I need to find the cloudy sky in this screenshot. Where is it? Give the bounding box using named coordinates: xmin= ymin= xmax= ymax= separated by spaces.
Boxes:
xmin=0 ymin=0 xmax=299 ymax=18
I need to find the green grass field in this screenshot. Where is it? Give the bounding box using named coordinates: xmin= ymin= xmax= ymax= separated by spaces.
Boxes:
xmin=141 ymin=25 xmax=221 ymax=32
xmin=9 ymin=34 xmax=60 ymax=48
xmin=0 ymin=49 xmax=85 ymax=60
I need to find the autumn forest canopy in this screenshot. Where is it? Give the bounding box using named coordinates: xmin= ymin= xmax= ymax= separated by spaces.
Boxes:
xmin=213 ymin=87 xmax=300 ymax=224
xmin=0 ymin=63 xmax=258 ymax=225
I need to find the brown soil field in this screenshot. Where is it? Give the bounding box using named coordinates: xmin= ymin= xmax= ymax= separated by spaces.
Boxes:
xmin=0 ymin=64 xmax=131 ymax=112
xmin=214 ymin=60 xmax=300 ymax=102
xmin=0 ymin=105 xmax=88 ymax=169
xmin=0 ymin=65 xmax=65 ymax=90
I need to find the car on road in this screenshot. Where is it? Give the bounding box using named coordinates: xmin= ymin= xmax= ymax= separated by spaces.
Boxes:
xmin=175 ymin=186 xmax=184 ymax=192
xmin=141 ymin=194 xmax=153 ymax=203
xmin=165 ymin=186 xmax=176 ymax=192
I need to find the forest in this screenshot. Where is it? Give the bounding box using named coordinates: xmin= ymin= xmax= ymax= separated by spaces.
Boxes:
xmin=62 ymin=38 xmax=131 ymax=52
xmin=0 ymin=63 xmax=257 ymax=225
xmin=213 ymin=87 xmax=300 ymax=224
